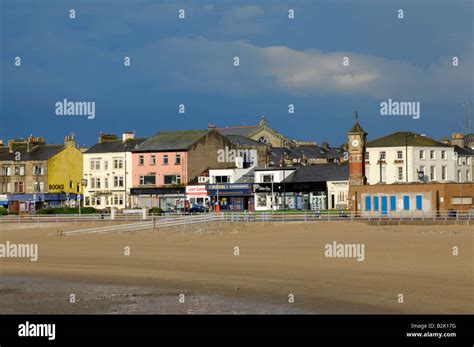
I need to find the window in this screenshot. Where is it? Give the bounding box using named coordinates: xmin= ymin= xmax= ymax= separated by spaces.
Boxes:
xmin=85 ymin=197 xmax=90 ymax=206
xmin=430 ymin=166 xmax=436 ymax=181
xmin=33 ymin=182 xmax=44 ymax=192
xmin=14 ymin=166 xmax=25 ymax=176
xmin=104 ymin=161 xmax=108 ymax=170
xmin=429 ymin=150 xmax=435 ymax=160
xmin=104 ymin=177 xmax=109 ymax=189
xmin=90 ymin=159 xmax=100 ymax=170
xmin=14 ymin=182 xmax=24 ymax=193
xmin=215 ymin=176 xmax=230 ymax=183
xmin=33 ymin=165 xmax=44 ymax=175
xmin=441 ymin=166 xmax=447 ymax=181
xmin=150 ymin=155 xmax=156 ymax=165
xmin=139 ymin=175 xmax=156 ymax=185
xmin=138 ymin=156 xmax=144 ymax=165
xmin=164 ymin=175 xmax=181 ymax=185
xmin=96 ymin=178 xmax=101 ymax=189
xmin=175 ymin=154 xmax=181 ymax=165
xmin=419 ymin=150 xmax=425 ymax=160
xmin=262 ymin=174 xmax=274 ymax=183
xmin=441 ymin=151 xmax=447 ymax=160
xmin=114 ymin=176 xmax=124 ymax=188
xmin=1 ymin=182 xmax=8 ymax=193
xmin=397 ymin=167 xmax=403 ymax=181
xmin=467 ymin=171 xmax=471 ymax=181
xmin=457 ymin=170 xmax=462 ymax=182
xmin=90 ymin=178 xmax=95 ymax=189
xmin=397 ymin=151 xmax=403 ymax=160
xmin=113 ymin=194 xmax=124 ymax=205
xmin=114 ymin=159 xmax=124 ymax=169
xmin=163 ymin=155 xmax=169 ymax=165
xmin=379 ymin=151 xmax=386 ymax=160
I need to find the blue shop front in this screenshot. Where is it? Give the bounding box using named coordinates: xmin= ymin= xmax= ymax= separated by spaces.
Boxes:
xmin=206 ymin=183 xmax=254 ymax=212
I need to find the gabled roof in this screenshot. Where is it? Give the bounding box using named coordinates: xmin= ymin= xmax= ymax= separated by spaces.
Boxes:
xmin=367 ymin=132 xmax=450 ymax=148
xmin=453 ymin=145 xmax=474 ymax=156
xmin=215 ymin=126 xmax=258 ymax=137
xmin=133 ymin=130 xmax=211 ymax=152
xmin=86 ymin=138 xmax=145 ymax=154
xmin=225 ymin=135 xmax=266 ymax=147
xmin=284 ymin=164 xmax=349 ymax=183
xmin=0 ymin=145 xmax=64 ymax=161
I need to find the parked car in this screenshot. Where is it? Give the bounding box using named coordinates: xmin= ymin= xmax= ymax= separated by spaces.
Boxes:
xmin=189 ymin=204 xmax=206 ymax=213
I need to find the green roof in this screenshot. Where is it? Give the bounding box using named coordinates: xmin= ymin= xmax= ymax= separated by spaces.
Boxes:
xmin=133 ymin=130 xmax=210 ymax=152
xmin=348 ymin=120 xmax=367 ymax=134
xmin=367 ymin=132 xmax=450 ymax=148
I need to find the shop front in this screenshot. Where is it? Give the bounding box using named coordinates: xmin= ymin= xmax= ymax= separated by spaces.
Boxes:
xmin=206 ymin=183 xmax=254 ymax=212
xmin=253 ymin=182 xmax=327 ymax=211
xmin=185 ymin=185 xmax=209 ymax=207
xmin=130 ymin=187 xmax=186 ymax=212
xmin=8 ymin=193 xmax=83 ymax=213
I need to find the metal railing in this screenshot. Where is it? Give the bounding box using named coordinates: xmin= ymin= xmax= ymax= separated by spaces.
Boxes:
xmin=0 ymin=210 xmax=474 ymax=224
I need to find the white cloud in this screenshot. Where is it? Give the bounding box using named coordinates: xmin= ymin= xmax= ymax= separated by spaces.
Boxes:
xmin=131 ymin=37 xmax=472 ymax=101
xmin=228 ymin=5 xmax=264 ymax=19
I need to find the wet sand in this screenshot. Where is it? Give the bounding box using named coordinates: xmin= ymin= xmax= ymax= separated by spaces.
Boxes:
xmin=1 ymin=221 xmax=472 ymax=314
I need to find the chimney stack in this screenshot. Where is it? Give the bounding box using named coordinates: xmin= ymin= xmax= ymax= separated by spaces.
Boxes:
xmin=122 ymin=131 xmax=135 ymax=142
xmin=98 ymin=132 xmax=118 ymax=143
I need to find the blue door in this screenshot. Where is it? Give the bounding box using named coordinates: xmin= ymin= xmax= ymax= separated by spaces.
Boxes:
xmin=381 ymin=196 xmax=388 ymax=215
xmin=390 ymin=196 xmax=396 ymax=211
xmin=415 ymin=195 xmax=422 ymax=210
xmin=403 ymin=195 xmax=410 ymax=211
xmin=365 ymin=196 xmax=371 ymax=211
xmin=373 ymin=196 xmax=379 ymax=211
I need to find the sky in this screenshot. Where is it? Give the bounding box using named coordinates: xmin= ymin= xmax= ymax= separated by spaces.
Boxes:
xmin=1 ymin=0 xmax=473 ymax=148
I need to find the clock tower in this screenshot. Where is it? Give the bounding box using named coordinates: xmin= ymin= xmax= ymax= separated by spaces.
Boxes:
xmin=347 ymin=112 xmax=367 ymax=186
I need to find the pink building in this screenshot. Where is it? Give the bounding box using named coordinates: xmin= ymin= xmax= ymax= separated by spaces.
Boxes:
xmin=130 ymin=130 xmax=234 ymax=210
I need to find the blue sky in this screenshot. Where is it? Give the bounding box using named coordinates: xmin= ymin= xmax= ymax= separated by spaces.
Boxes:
xmin=1 ymin=0 xmax=472 ymax=147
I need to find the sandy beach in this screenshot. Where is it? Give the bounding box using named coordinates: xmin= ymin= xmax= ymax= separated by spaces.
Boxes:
xmin=0 ymin=220 xmax=472 ymax=314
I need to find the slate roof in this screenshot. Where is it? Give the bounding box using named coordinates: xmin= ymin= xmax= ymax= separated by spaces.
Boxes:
xmin=215 ymin=126 xmax=258 ymax=137
xmin=367 ymin=132 xmax=450 ymax=148
xmin=0 ymin=145 xmax=63 ymax=161
xmin=267 ymin=145 xmax=344 ymax=165
xmin=284 ymin=164 xmax=349 ymax=183
xmin=453 ymin=145 xmax=474 ymax=156
xmin=225 ymin=135 xmax=265 ymax=147
xmin=133 ymin=130 xmax=210 ymax=152
xmin=86 ymin=138 xmax=145 ymax=154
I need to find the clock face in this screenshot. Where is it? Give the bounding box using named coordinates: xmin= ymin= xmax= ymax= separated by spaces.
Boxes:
xmin=258 ymin=136 xmax=268 ymax=144
xmin=351 ymin=139 xmax=359 ymax=148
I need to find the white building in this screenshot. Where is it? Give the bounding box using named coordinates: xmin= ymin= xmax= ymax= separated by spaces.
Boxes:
xmin=83 ymin=132 xmax=144 ymax=210
xmin=253 ymin=167 xmax=297 ymax=211
xmin=365 ymin=132 xmax=472 ymax=185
